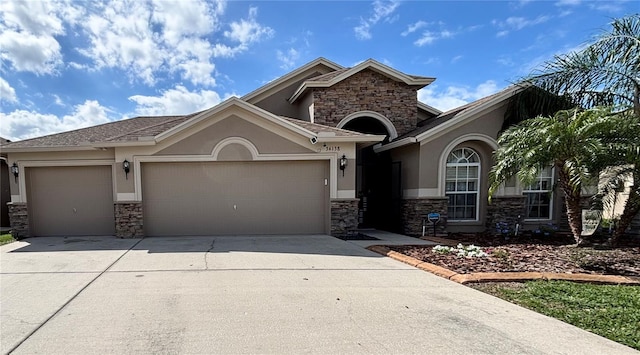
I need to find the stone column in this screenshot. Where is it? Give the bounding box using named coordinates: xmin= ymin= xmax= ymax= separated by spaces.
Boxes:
xmin=486 ymin=196 xmax=526 ymax=234
xmin=8 ymin=202 xmax=29 ymax=239
xmin=401 ymin=198 xmax=448 ymax=237
xmin=330 ymin=199 xmax=359 ymax=236
xmin=114 ymin=202 xmax=144 ymax=238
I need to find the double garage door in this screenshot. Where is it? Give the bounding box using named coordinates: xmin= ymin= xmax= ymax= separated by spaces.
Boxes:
xmin=142 ymin=160 xmax=329 ymax=236
xmin=26 ymin=161 xmax=328 ymax=237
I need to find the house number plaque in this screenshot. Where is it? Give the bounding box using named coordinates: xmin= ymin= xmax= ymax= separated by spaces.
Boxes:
xmin=322 ymin=145 xmax=341 ymax=152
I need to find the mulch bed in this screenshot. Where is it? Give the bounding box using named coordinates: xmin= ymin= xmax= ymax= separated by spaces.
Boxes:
xmin=390 ymin=233 xmax=640 ymax=279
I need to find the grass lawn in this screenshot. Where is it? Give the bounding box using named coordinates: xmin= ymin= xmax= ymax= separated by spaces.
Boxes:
xmin=0 ymin=233 xmax=15 ymax=245
xmin=473 ymin=281 xmax=640 ymax=350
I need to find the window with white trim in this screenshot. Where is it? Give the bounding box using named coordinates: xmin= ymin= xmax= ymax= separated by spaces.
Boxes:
xmin=523 ymin=167 xmax=553 ymax=219
xmin=445 ymin=148 xmax=480 ymax=221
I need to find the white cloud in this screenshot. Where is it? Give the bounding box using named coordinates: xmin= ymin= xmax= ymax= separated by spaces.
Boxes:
xmin=128 ymin=85 xmax=223 ymax=116
xmin=555 ymin=0 xmax=581 ymax=6
xmin=493 ymin=15 xmax=551 ymax=37
xmin=0 ymin=77 xmax=18 ymax=103
xmin=0 ymin=100 xmax=111 ymax=141
xmin=401 ymin=20 xmax=428 ymax=36
xmin=78 ymin=1 xmax=164 ymax=85
xmin=418 ymin=80 xmax=500 ymax=112
xmin=354 ymin=0 xmax=400 ymax=40
xmin=414 ymin=30 xmax=455 ymax=46
xmin=152 ymin=0 xmax=224 ymax=45
xmin=77 ymin=0 xmax=240 ymax=87
xmin=224 ymin=7 xmax=274 ymax=45
xmin=0 ymin=0 xmax=81 ymax=75
xmin=277 ymin=48 xmax=300 ymax=70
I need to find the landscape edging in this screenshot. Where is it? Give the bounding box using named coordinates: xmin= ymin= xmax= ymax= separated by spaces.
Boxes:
xmin=366 ymin=245 xmax=640 ymax=286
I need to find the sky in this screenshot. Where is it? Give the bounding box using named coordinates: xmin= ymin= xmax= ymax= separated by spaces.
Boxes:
xmin=0 ymin=0 xmax=636 ymax=142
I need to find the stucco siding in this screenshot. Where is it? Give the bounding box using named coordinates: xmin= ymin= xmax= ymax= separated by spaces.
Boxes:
xmin=418 ymin=103 xmax=506 ymax=189
xmin=390 ymin=145 xmax=419 ymax=191
xmin=253 ymin=71 xmax=327 ymax=118
xmin=155 ymin=115 xmax=313 ymax=155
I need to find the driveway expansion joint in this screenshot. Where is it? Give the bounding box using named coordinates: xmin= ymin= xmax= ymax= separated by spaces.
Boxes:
xmin=5 ymin=237 xmax=146 ymax=354
xmin=366 ymin=245 xmax=640 ymax=286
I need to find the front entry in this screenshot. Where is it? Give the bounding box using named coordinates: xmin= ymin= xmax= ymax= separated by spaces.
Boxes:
xmin=342 ymin=117 xmax=401 ymax=232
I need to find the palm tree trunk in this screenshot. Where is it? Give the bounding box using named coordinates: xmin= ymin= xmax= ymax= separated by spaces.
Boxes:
xmin=564 ymin=191 xmax=584 ymax=245
xmin=557 ymin=165 xmax=584 ymax=245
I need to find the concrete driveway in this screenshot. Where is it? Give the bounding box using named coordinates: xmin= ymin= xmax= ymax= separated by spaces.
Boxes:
xmin=1 ymin=235 xmax=636 ymax=354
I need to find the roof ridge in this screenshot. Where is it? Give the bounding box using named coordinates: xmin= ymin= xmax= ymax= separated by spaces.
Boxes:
xmin=103 ymin=112 xmax=200 ymax=142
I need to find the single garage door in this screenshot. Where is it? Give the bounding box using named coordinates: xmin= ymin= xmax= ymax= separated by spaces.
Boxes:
xmin=26 ymin=166 xmax=115 ymax=236
xmin=142 ymin=160 xmax=328 ymax=236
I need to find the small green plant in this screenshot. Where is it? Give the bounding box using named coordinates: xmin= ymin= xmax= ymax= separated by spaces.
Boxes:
xmin=534 ymin=223 xmax=558 ymax=237
xmin=0 ymin=233 xmax=15 ymax=246
xmin=491 ymin=248 xmax=510 ymax=261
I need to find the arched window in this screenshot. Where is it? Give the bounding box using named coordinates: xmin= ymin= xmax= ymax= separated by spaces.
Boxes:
xmin=445 ymin=148 xmax=480 ymax=221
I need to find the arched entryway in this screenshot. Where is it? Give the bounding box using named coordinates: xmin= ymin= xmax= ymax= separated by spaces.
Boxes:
xmin=339 ymin=114 xmax=401 ymax=231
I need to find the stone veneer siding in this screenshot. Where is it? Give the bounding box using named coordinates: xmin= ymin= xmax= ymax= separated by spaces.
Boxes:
xmin=331 ymin=199 xmax=359 ymax=236
xmin=114 ymin=202 xmax=144 ymax=238
xmin=486 ymin=196 xmax=526 ymax=234
xmin=8 ymin=202 xmax=29 ymax=239
xmin=401 ymin=198 xmax=448 ymax=237
xmin=312 ymin=69 xmax=419 ymax=136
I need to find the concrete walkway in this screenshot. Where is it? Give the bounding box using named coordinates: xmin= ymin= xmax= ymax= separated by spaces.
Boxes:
xmin=1 ymin=235 xmax=636 ymax=354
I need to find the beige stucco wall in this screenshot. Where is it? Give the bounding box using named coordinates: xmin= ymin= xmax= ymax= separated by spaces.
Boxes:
xmin=253 ymin=71 xmax=328 ymax=119
xmin=337 ymin=158 xmax=355 ymax=191
xmin=390 ymin=145 xmax=419 ymax=190
xmin=156 ymin=115 xmax=314 ymax=155
xmin=418 ymin=103 xmax=505 ymax=189
xmin=297 ymin=92 xmax=313 ymax=122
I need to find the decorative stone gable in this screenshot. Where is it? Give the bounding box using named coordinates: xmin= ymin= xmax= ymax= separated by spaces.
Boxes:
xmin=312 ymin=69 xmax=419 ymax=136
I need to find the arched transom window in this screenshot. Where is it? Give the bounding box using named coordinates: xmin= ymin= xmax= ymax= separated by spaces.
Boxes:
xmin=445 ymin=148 xmax=480 ymax=221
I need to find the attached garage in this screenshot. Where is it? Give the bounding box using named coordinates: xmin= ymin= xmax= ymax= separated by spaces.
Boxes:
xmin=142 ymin=160 xmax=329 ymax=236
xmin=26 ymin=166 xmax=115 ymax=236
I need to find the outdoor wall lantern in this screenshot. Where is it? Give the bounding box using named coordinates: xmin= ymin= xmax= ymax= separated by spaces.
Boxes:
xmin=10 ymin=163 xmax=19 ymax=183
xmin=123 ymin=159 xmax=130 ymax=179
xmin=339 ymin=155 xmax=347 ymax=176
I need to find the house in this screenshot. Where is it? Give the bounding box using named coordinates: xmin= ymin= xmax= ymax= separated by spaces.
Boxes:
xmin=1 ymin=58 xmax=565 ymax=238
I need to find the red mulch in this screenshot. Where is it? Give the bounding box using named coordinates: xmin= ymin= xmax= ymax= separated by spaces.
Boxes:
xmin=390 ymin=233 xmax=640 ymax=278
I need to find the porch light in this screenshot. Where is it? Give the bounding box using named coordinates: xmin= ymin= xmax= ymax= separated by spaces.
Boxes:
xmin=123 ymin=159 xmax=130 ymax=179
xmin=339 ymin=155 xmax=347 ymax=176
xmin=10 ymin=163 xmax=18 ymax=183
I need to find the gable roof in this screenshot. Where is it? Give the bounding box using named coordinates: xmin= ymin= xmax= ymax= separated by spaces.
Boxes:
xmin=241 ymin=57 xmax=343 ymax=104
xmin=418 ymin=101 xmax=442 ymax=116
xmin=288 ymin=58 xmax=435 ymax=103
xmin=374 ymin=84 xmax=528 ymax=153
xmin=0 ymin=115 xmax=193 ymax=150
xmin=2 ymin=98 xmax=382 ymax=152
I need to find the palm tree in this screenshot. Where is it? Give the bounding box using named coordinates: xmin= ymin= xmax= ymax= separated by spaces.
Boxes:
xmin=489 ymin=107 xmax=633 ymax=245
xmin=526 ymin=14 xmax=640 ymax=116
xmin=589 ymin=108 xmax=640 ymax=245
xmin=524 ymin=14 xmax=640 ymax=242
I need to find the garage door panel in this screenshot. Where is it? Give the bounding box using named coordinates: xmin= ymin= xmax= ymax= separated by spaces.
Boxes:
xmin=27 ymin=166 xmax=115 ymax=236
xmin=142 ymin=161 xmax=327 ymax=236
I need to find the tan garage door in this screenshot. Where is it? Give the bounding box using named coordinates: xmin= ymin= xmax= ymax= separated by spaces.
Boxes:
xmin=26 ymin=166 xmax=115 ymax=236
xmin=142 ymin=161 xmax=329 ymax=236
